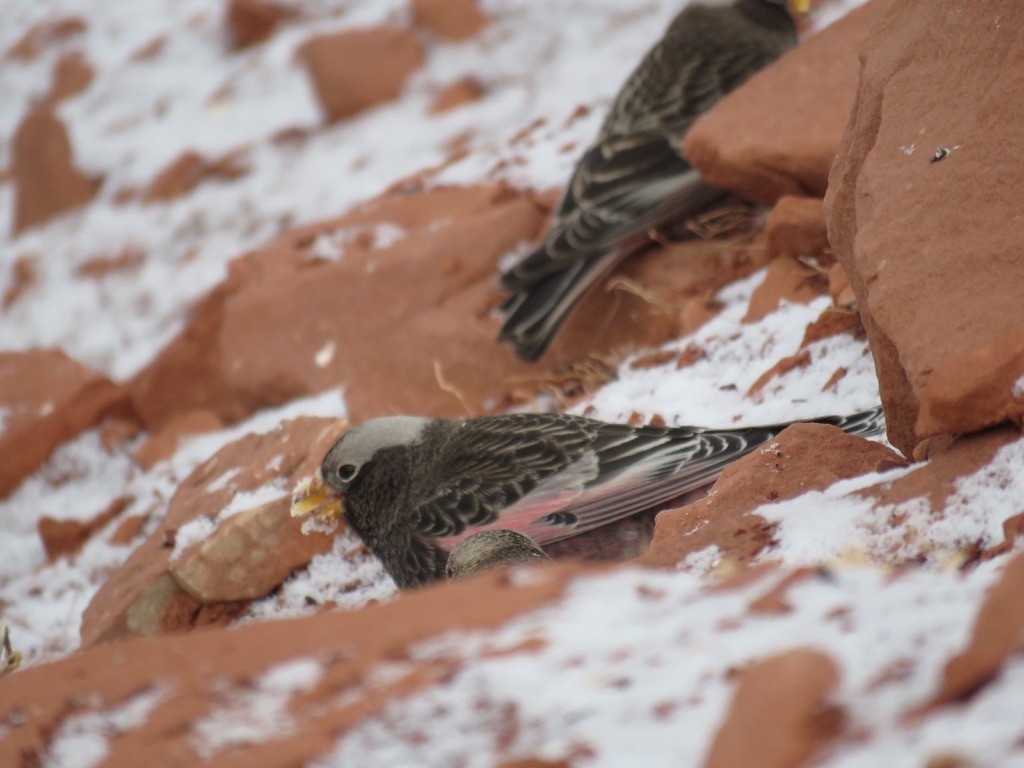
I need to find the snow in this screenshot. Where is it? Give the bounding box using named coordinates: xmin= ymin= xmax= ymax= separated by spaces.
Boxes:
xmin=322 ymin=558 xmax=1009 ymax=767
xmin=575 ymin=273 xmax=880 ymax=428
xmin=244 ymin=528 xmax=396 ymax=622
xmin=192 ymin=657 xmax=324 ymax=759
xmin=4 ymin=0 xmax=1023 ymax=763
xmin=0 ymin=389 xmax=346 ymax=664
xmin=756 ymin=434 xmax=1024 ymax=567
xmin=41 ymin=686 xmax=170 ymax=768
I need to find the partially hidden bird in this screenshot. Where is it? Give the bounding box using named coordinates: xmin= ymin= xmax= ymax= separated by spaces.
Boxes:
xmin=498 ymin=0 xmax=804 ymax=361
xmin=291 ymin=406 xmax=883 ymax=589
xmin=446 ymin=529 xmax=550 ymax=580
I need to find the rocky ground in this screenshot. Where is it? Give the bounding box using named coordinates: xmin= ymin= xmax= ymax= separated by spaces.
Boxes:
xmin=1 ymin=0 xmax=1023 ymax=766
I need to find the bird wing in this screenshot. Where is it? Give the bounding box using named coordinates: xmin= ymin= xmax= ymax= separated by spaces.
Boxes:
xmin=499 ymin=9 xmax=794 ymax=293
xmin=410 ymin=414 xmax=599 ymax=541
xmin=498 ymin=132 xmax=719 ymax=290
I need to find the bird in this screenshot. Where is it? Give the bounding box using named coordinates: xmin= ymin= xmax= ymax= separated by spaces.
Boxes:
xmin=445 ymin=530 xmax=550 ymax=580
xmin=291 ymin=406 xmax=884 ymax=588
xmin=498 ymin=0 xmax=803 ymax=361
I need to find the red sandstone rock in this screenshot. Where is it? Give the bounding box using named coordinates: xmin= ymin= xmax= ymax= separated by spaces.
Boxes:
xmin=411 ymin=0 xmax=488 ymax=41
xmin=128 ymin=184 xmax=769 ymax=430
xmin=827 ymin=263 xmax=856 ymax=308
xmin=46 ymin=50 xmax=94 ymax=103
xmin=224 ymin=0 xmax=295 ymax=49
xmin=743 ymin=254 xmax=826 ymax=324
xmin=1 ymin=255 xmax=37 ymax=308
xmin=38 ymin=497 xmax=131 ymax=561
xmin=4 ymin=16 xmax=85 ymax=61
xmin=685 ymin=0 xmax=897 ymax=205
xmin=429 ymin=77 xmax=486 ymax=114
xmin=133 ymin=409 xmax=224 ymax=469
xmin=0 ymin=350 xmax=135 ymax=500
xmin=704 ymin=650 xmax=842 ymax=768
xmin=298 ymin=27 xmax=424 ymax=123
xmin=644 ymin=423 xmax=903 ymax=568
xmin=765 ymin=196 xmax=830 ymax=262
xmin=800 ymin=307 xmax=861 ymax=348
xmin=11 ymin=106 xmax=101 ymax=234
xmin=80 ymin=417 xmax=342 ymax=644
xmin=925 ymin=549 xmax=1024 ymax=709
xmin=825 ymin=0 xmax=1024 ymax=456
xmin=142 ymin=149 xmax=250 ymax=203
xmin=3 ymin=564 xmax=572 ymax=768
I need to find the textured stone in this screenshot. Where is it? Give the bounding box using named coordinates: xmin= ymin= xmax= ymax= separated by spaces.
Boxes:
xmin=299 ymin=26 xmax=424 ymax=122
xmin=765 ymin=196 xmax=830 ymax=262
xmin=430 ymin=77 xmax=485 ymax=114
xmin=685 ymin=0 xmax=897 ymax=204
xmin=11 ymin=106 xmax=101 ymax=234
xmin=142 ymin=149 xmax=250 ymax=202
xmin=0 ymin=350 xmax=135 ymax=500
xmin=224 ymin=0 xmax=295 ymax=49
xmin=825 ymin=0 xmax=1024 ymax=455
xmin=129 ymin=184 xmax=769 ymax=430
xmin=412 ymin=0 xmax=488 ymax=41
xmin=705 ymin=650 xmax=842 ymax=768
xmin=81 ymin=417 xmax=342 ymax=644
xmin=46 ymin=50 xmax=94 ymax=103
xmin=925 ymin=548 xmax=1024 ymax=709
xmin=645 ymin=423 xmax=904 ymax=569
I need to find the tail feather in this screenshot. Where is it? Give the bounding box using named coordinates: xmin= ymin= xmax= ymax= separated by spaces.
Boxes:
xmin=498 ymin=250 xmax=623 ymax=361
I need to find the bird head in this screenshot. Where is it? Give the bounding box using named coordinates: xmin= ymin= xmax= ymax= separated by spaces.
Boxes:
xmin=290 ymin=416 xmax=431 ymax=522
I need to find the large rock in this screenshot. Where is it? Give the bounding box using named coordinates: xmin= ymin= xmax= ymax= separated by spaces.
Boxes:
xmin=0 ymin=350 xmax=135 ymax=500
xmin=411 ymin=0 xmax=488 ymax=41
xmin=7 ymin=563 xmax=574 ymax=768
xmin=645 ymin=422 xmax=904 ymax=569
xmin=80 ymin=417 xmax=342 ymax=645
xmin=825 ymin=0 xmax=1024 ymax=457
xmin=129 ymin=184 xmax=769 ymax=430
xmin=11 ymin=106 xmax=101 ymax=234
xmin=704 ymin=650 xmax=841 ymax=768
xmin=298 ymin=26 xmax=424 ymax=122
xmin=684 ymin=0 xmax=896 ymax=205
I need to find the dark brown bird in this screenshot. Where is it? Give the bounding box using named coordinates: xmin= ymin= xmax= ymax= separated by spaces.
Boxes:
xmin=445 ymin=530 xmax=550 ymax=580
xmin=498 ymin=0 xmax=801 ymax=361
xmin=291 ymin=407 xmax=883 ymax=589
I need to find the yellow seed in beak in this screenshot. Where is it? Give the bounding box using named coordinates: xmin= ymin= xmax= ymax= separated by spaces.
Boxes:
xmin=790 ymin=0 xmax=811 ymax=16
xmin=290 ymin=469 xmax=345 ymax=521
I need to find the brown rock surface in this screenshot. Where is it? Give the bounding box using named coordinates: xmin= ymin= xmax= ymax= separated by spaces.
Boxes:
xmin=926 ymin=548 xmax=1024 ymax=709
xmin=133 ymin=409 xmax=224 ymax=469
xmin=299 ymin=27 xmax=424 ymax=123
xmin=765 ymin=196 xmax=830 ymax=262
xmin=743 ymin=254 xmax=827 ymax=324
xmin=0 ymin=350 xmax=135 ymax=500
xmin=11 ymin=106 xmax=102 ymax=234
xmin=4 ymin=16 xmax=85 ymax=61
xmin=685 ymin=0 xmax=896 ymax=204
xmin=80 ymin=417 xmax=343 ymax=644
xmin=704 ymin=650 xmax=841 ymax=768
xmin=38 ymin=497 xmax=131 ymax=561
xmin=3 ymin=565 xmax=572 ymax=768
xmin=142 ymin=149 xmax=250 ymax=202
xmin=412 ymin=0 xmax=488 ymax=41
xmin=225 ymin=0 xmax=295 ymax=49
xmin=46 ymin=50 xmax=94 ymax=103
xmin=430 ymin=77 xmax=485 ymax=114
xmin=826 ymin=0 xmax=1024 ymax=456
xmin=129 ymin=184 xmax=769 ymax=430
xmin=645 ymin=423 xmax=903 ymax=568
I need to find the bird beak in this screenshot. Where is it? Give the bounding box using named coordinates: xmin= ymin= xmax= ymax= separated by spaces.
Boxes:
xmin=789 ymin=0 xmax=811 ymax=16
xmin=290 ymin=469 xmax=345 ymax=521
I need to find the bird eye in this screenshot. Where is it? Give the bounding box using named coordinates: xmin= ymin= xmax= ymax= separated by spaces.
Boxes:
xmin=336 ymin=464 xmax=357 ymax=483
